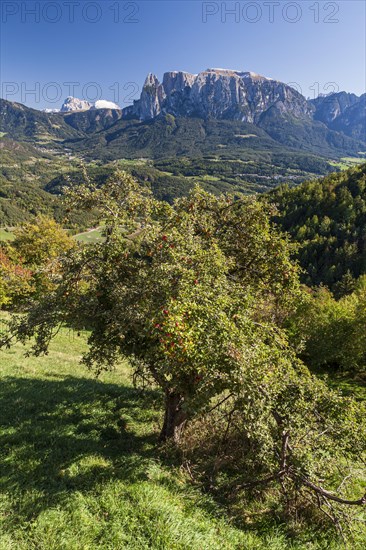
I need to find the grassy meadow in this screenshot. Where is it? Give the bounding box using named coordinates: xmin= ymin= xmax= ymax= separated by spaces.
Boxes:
xmin=328 ymin=156 xmax=366 ymax=170
xmin=0 ymin=229 xmax=15 ymax=242
xmin=73 ymin=228 xmax=105 ymax=244
xmin=0 ymin=228 xmax=103 ymax=245
xmin=0 ymin=319 xmax=364 ymax=549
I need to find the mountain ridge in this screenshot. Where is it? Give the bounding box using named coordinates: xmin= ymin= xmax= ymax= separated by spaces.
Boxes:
xmin=125 ymin=68 xmax=314 ymax=122
xmin=310 ymin=91 xmax=366 ymax=141
xmin=1 ymin=68 xmax=365 ymax=162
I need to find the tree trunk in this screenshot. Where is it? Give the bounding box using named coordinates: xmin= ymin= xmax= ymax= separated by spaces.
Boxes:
xmin=159 ymin=391 xmax=187 ymax=443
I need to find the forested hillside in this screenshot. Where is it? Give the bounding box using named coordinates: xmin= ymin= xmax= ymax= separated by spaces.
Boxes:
xmin=0 ymin=139 xmax=333 ymax=226
xmin=271 ymin=163 xmax=366 ymax=292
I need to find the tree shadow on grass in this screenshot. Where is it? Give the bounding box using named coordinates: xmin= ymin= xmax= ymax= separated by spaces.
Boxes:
xmin=0 ymin=374 xmax=164 ymax=521
xmin=0 ymin=374 xmax=280 ymax=537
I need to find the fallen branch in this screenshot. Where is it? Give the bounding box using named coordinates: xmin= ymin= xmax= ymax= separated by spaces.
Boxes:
xmin=291 ymin=470 xmax=366 ymax=506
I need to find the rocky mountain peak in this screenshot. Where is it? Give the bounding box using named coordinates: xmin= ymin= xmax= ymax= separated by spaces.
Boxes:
xmin=310 ymin=92 xmax=365 ymax=141
xmin=310 ymin=92 xmax=360 ymax=124
xmin=203 ymin=68 xmax=270 ymax=81
xmin=129 ymin=68 xmax=313 ymax=123
xmin=143 ymin=73 xmax=160 ymax=88
xmin=60 ymin=97 xmax=93 ymax=112
xmin=60 ymin=97 xmax=121 ymax=113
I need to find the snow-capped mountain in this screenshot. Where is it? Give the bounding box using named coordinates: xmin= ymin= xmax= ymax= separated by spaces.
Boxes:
xmin=93 ymin=100 xmax=121 ymax=110
xmin=43 ymin=97 xmax=121 ymax=113
xmin=60 ymin=97 xmax=93 ymax=112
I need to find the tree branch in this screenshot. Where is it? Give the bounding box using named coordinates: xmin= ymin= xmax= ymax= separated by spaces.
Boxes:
xmin=290 ymin=470 xmax=366 ymax=506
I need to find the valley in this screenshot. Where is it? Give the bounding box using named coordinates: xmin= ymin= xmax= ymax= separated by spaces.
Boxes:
xmin=1 ymin=68 xmax=365 ymax=230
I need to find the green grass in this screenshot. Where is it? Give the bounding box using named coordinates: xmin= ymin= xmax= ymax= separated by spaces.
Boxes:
xmin=0 ymin=323 xmax=279 ymax=549
xmin=1 ymin=225 xmax=104 ymax=245
xmin=74 ymin=228 xmax=105 ymax=244
xmin=316 ymin=369 xmax=366 ymax=402
xmin=329 ymin=157 xmax=365 ymax=170
xmin=0 ymin=228 xmax=15 ymax=242
xmin=0 ymin=321 xmax=363 ymax=549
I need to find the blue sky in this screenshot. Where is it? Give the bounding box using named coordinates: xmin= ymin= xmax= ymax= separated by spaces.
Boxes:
xmin=1 ymin=0 xmax=365 ymax=110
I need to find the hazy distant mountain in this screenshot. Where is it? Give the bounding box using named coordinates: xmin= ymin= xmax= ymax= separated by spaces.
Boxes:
xmin=41 ymin=97 xmax=122 ymax=114
xmin=310 ymin=92 xmax=359 ymax=124
xmin=60 ymin=97 xmax=121 ymax=112
xmin=60 ymin=97 xmax=93 ymax=112
xmin=0 ymin=99 xmax=123 ymax=141
xmin=310 ymin=92 xmax=366 ymax=142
